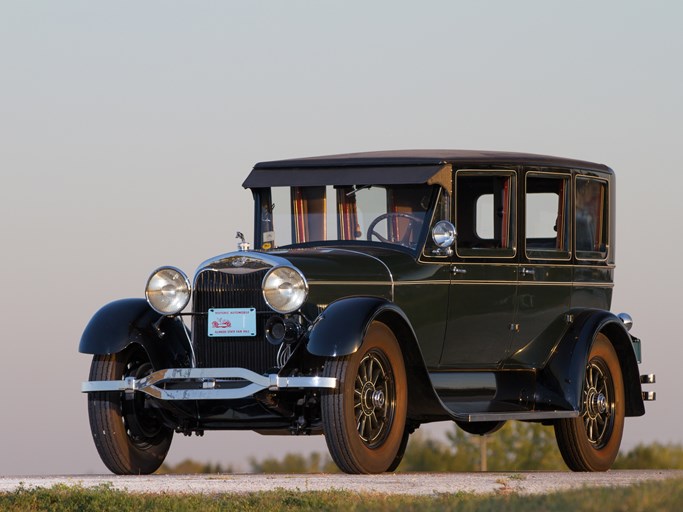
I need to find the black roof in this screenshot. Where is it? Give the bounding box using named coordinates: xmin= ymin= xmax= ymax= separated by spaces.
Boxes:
xmin=243 ymin=150 xmax=611 ymax=188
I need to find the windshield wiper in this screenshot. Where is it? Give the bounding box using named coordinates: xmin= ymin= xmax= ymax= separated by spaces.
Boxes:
xmin=346 ymin=185 xmax=372 ymax=197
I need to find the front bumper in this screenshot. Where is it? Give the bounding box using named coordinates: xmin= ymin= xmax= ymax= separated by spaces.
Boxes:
xmin=81 ymin=367 xmax=337 ymax=400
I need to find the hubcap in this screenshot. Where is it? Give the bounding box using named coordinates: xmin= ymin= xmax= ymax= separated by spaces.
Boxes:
xmin=372 ymin=389 xmax=385 ymax=409
xmin=354 ymin=350 xmax=395 ymax=447
xmin=121 ymin=352 xmax=165 ymax=445
xmin=582 ymin=358 xmax=614 ymax=448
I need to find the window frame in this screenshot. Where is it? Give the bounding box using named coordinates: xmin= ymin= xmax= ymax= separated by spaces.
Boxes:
xmin=454 ymin=169 xmax=517 ymax=260
xmin=524 ymin=170 xmax=572 ymax=262
xmin=254 ymin=184 xmax=439 ymax=255
xmin=420 ymin=186 xmax=454 ymax=261
xmin=574 ymin=174 xmax=610 ymax=262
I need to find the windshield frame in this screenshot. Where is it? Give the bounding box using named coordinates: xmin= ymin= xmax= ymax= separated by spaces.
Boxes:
xmin=251 ymin=184 xmax=442 ymax=256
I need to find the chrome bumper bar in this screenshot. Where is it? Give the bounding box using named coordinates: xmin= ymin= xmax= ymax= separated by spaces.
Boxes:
xmin=641 ymin=373 xmax=656 ymax=401
xmin=81 ymin=367 xmax=337 ymax=401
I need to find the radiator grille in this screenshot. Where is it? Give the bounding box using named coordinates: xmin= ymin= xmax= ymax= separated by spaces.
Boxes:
xmin=192 ymin=269 xmax=280 ymax=373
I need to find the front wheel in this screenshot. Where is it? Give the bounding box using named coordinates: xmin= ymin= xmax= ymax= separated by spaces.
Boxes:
xmin=87 ymin=345 xmax=173 ymax=474
xmin=321 ymin=321 xmax=408 ymax=473
xmin=554 ymin=333 xmax=625 ymax=471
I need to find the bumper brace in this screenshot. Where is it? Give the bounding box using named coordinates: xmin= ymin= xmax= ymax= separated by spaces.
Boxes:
xmin=81 ymin=367 xmax=337 ymax=401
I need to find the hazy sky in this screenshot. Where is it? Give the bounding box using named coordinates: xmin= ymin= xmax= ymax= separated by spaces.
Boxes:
xmin=1 ymin=1 xmax=681 ymax=475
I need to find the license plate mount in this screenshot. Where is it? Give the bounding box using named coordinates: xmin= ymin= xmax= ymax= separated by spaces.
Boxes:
xmin=208 ymin=308 xmax=257 ymax=337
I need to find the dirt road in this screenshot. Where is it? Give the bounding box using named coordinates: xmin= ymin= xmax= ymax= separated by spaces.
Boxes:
xmin=1 ymin=470 xmax=681 ymax=495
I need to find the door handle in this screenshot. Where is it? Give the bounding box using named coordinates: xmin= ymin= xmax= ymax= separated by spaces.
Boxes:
xmin=520 ymin=268 xmax=535 ymax=276
xmin=452 ymin=267 xmax=467 ymax=275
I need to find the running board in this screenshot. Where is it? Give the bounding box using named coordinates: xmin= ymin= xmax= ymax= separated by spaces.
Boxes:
xmin=449 ymin=409 xmax=579 ymax=423
xmin=430 ymin=370 xmax=579 ymax=422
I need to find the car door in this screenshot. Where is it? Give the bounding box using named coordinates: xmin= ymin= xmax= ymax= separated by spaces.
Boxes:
xmin=398 ymin=187 xmax=456 ymax=368
xmin=506 ymin=169 xmax=572 ymax=367
xmin=440 ymin=169 xmax=518 ymax=368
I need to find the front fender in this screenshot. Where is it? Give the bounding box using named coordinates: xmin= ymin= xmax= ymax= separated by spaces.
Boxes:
xmin=306 ymin=297 xmax=404 ymax=357
xmin=79 ymin=298 xmax=193 ymax=370
xmin=536 ymin=309 xmax=643 ymax=416
xmin=306 ymin=296 xmax=446 ymax=421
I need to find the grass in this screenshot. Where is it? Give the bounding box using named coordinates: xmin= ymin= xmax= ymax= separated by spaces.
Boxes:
xmin=1 ymin=479 xmax=682 ymax=512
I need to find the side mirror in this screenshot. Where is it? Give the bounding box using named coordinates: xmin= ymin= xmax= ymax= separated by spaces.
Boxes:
xmin=431 ymin=220 xmax=456 ymax=255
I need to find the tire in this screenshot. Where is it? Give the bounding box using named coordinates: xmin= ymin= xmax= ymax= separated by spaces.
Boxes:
xmin=386 ymin=427 xmax=411 ymax=473
xmin=321 ymin=321 xmax=408 ymax=474
xmin=87 ymin=345 xmax=173 ymax=475
xmin=554 ymin=333 xmax=625 ymax=471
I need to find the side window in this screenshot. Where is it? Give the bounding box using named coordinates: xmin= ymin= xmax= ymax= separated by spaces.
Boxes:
xmin=576 ymin=177 xmax=608 ymax=260
xmin=456 ymin=171 xmax=516 ymax=258
xmin=525 ymin=173 xmax=570 ymax=259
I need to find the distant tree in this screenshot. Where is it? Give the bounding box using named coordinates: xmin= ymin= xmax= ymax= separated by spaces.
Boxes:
xmin=157 ymin=459 xmax=233 ymax=474
xmin=155 ymin=430 xmax=683 ymax=474
xmin=478 ymin=422 xmax=566 ymax=471
xmin=397 ymin=431 xmax=476 ymax=472
xmin=398 ymin=421 xmax=566 ymax=472
xmin=614 ymin=443 xmax=683 ymax=469
xmin=249 ymin=452 xmax=339 ymax=474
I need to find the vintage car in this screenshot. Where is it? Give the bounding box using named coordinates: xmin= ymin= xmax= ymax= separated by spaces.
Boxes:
xmin=81 ymin=150 xmax=655 ymax=474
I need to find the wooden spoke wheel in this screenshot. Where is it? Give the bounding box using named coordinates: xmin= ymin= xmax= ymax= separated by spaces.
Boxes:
xmin=554 ymin=334 xmax=625 ymax=471
xmin=322 ymin=321 xmax=408 ymax=473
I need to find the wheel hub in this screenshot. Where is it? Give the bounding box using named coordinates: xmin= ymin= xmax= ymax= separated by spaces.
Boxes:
xmin=582 ymin=357 xmax=614 ymax=448
xmin=586 ymin=389 xmax=607 ymax=418
xmin=360 ymin=383 xmax=386 ymax=413
xmin=360 ymin=382 xmax=376 ymax=415
xmin=354 ymin=350 xmax=394 ymax=445
xmin=122 ymin=358 xmax=165 ymax=442
xmin=372 ymin=389 xmax=385 ymax=409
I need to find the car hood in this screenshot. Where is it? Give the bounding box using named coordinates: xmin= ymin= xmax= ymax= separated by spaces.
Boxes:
xmin=196 ymin=246 xmax=408 ymax=305
xmin=273 ymin=247 xmax=393 ymax=283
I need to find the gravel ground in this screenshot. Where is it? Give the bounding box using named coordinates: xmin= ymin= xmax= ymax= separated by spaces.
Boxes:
xmin=1 ymin=470 xmax=682 ymax=496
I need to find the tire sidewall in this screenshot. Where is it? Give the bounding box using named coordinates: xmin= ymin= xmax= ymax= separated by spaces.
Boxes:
xmin=574 ymin=334 xmax=625 ymax=471
xmin=340 ymin=321 xmax=408 ymax=473
xmin=88 ymin=345 xmax=172 ymax=474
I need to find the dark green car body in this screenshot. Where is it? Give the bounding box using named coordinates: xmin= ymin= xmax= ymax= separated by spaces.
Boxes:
xmin=81 ymin=150 xmax=654 ymax=474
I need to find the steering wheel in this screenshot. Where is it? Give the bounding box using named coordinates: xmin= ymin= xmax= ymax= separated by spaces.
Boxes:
xmin=366 ymin=212 xmax=423 ymax=247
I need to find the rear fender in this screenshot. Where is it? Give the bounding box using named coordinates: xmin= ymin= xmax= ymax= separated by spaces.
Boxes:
xmin=536 ymin=309 xmax=644 ymax=416
xmin=79 ymin=298 xmax=193 ymax=370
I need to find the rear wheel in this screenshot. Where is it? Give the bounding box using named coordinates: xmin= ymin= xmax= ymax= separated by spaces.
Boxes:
xmin=321 ymin=321 xmax=408 ymax=473
xmin=386 ymin=427 xmax=411 ymax=472
xmin=87 ymin=345 xmax=173 ymax=474
xmin=554 ymin=334 xmax=624 ymax=471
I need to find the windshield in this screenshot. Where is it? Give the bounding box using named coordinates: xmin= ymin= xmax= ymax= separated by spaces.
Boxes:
xmin=255 ymin=184 xmax=435 ymax=251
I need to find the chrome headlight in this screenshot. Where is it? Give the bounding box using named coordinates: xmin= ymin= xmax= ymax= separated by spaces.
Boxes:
xmin=145 ymin=266 xmax=191 ymax=315
xmin=262 ymin=266 xmax=308 ymax=314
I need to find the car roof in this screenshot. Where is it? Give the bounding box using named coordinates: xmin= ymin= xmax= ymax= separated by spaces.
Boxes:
xmin=243 ymin=150 xmax=612 ymax=188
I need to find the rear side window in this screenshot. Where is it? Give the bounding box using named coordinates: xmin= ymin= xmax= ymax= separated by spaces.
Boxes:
xmin=575 ymin=177 xmax=608 ymax=260
xmin=525 ymin=173 xmax=570 ymax=260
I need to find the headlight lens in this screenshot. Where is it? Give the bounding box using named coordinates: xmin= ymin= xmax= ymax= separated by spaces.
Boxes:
xmin=262 ymin=266 xmax=308 ymax=314
xmin=145 ymin=266 xmax=191 ymax=315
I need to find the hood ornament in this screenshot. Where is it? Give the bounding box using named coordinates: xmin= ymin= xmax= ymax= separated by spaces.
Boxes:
xmin=236 ymin=231 xmax=251 ymax=252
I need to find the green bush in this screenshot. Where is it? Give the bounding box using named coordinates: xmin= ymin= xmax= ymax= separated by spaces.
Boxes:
xmin=157 ymin=422 xmax=683 ymax=474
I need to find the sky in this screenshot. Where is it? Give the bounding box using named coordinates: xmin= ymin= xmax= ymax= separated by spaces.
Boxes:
xmin=1 ymin=1 xmax=681 ymax=475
